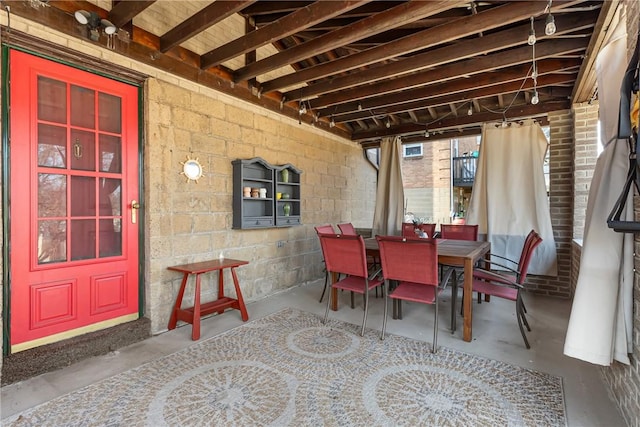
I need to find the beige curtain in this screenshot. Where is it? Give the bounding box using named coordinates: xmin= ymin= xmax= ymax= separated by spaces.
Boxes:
xmin=372 ymin=136 xmax=405 ymax=236
xmin=564 ymin=9 xmax=633 ymax=366
xmin=466 ymin=120 xmax=557 ymax=276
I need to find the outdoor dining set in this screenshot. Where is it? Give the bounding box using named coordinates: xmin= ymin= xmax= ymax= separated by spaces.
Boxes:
xmin=314 ymin=223 xmax=543 ymax=352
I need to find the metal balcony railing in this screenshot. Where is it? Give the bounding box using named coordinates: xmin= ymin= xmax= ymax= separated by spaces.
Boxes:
xmin=452 ymin=155 xmax=477 ymax=187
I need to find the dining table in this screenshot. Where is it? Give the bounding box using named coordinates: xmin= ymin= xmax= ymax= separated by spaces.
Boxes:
xmin=330 ymin=237 xmax=491 ymax=343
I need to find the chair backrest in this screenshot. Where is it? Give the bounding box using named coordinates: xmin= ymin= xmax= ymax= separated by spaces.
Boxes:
xmin=440 ymin=224 xmax=478 ymax=241
xmin=314 ymin=224 xmax=335 ymax=235
xmin=337 ymin=222 xmax=357 ymax=235
xmin=318 ymin=233 xmax=369 ymax=278
xmin=417 ymin=223 xmax=437 ymax=239
xmin=376 ymin=235 xmax=439 ymax=286
xmin=401 ymin=222 xmax=436 ymax=238
xmin=401 ymin=222 xmax=416 ymax=237
xmin=516 ymin=230 xmax=543 ymax=284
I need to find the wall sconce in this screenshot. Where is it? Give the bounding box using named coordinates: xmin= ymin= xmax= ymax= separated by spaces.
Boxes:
xmin=75 ymin=10 xmax=117 ymax=41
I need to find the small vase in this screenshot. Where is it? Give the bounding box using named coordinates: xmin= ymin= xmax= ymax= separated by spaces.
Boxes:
xmin=281 ymin=169 xmax=289 ymax=183
xmin=283 ymin=202 xmax=291 ymax=216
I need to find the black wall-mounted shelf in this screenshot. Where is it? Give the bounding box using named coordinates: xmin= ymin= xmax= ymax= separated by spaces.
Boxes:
xmin=232 ymin=157 xmax=302 ymax=229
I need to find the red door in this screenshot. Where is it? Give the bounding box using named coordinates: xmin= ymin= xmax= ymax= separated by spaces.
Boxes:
xmin=9 ymin=50 xmax=140 ymax=352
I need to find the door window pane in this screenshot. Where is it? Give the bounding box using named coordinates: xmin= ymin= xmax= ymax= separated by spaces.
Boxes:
xmin=38 ymin=124 xmax=67 ymax=168
xmin=70 ymin=85 xmax=95 ymax=129
xmin=70 ymin=129 xmax=96 ymax=171
xmin=99 ymin=219 xmax=122 ymax=257
xmin=37 ymin=77 xmax=67 ymax=124
xmin=99 ymin=135 xmax=121 ymax=173
xmin=100 ymin=178 xmax=121 ymax=216
xmin=71 ymin=176 xmax=96 ymax=216
xmin=38 ymin=220 xmax=67 ymax=264
xmin=38 ymin=174 xmax=66 ymax=217
xmin=98 ymin=92 xmax=121 ymax=133
xmin=71 ymin=219 xmax=96 ymax=261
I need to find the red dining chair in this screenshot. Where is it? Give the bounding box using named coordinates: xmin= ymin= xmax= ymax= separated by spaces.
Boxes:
xmin=402 ymin=222 xmax=437 ymax=239
xmin=319 ymin=233 xmax=384 ymax=336
xmin=440 ymin=224 xmax=479 ymax=241
xmin=376 ymin=235 xmax=446 ymax=353
xmin=337 ymin=222 xmax=357 ymax=235
xmin=314 ymin=224 xmax=336 ymax=303
xmin=471 ymin=230 xmax=543 ymax=348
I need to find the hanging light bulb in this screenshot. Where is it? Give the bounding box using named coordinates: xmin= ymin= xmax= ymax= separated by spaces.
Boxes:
xmin=299 ymin=101 xmax=306 ymax=115
xmin=357 ymin=102 xmax=363 ymax=111
xmin=545 ymin=13 xmax=556 ymax=35
xmin=527 ymin=17 xmax=536 ymax=45
xmin=467 ymin=104 xmax=473 ymax=116
xmin=424 ymin=129 xmax=430 ymax=137
xmin=531 ymin=90 xmax=539 ymax=105
xmin=385 ymin=117 xmax=391 ymax=128
xmin=329 ymin=116 xmax=335 ymax=128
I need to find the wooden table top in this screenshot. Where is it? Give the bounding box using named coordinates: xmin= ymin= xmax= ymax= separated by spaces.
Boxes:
xmin=167 ymin=258 xmax=249 ymax=274
xmin=364 ymin=238 xmax=490 ymax=264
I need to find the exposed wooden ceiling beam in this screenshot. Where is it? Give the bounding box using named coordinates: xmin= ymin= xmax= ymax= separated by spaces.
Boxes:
xmin=352 ymin=101 xmax=571 ymax=140
xmin=159 ymin=0 xmax=256 ymax=53
xmin=108 ymin=1 xmax=156 ymax=28
xmin=334 ymin=71 xmax=576 ymax=124
xmin=278 ymin=10 xmax=597 ymax=99
xmin=320 ymin=58 xmax=580 ymax=118
xmin=200 ymin=0 xmax=368 ymax=69
xmin=232 ymin=0 xmax=460 ymax=82
xmin=263 ymin=1 xmax=584 ymax=95
xmin=310 ymin=38 xmax=586 ymax=110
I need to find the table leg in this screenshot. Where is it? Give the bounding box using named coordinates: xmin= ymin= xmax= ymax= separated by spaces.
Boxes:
xmin=216 ymin=268 xmax=225 ymax=315
xmin=168 ymin=273 xmax=189 ymax=330
xmin=231 ymin=267 xmax=249 ymax=321
xmin=330 ymin=271 xmax=338 ymax=311
xmin=192 ymin=273 xmax=202 ymax=340
xmin=462 ymin=257 xmax=473 ymax=342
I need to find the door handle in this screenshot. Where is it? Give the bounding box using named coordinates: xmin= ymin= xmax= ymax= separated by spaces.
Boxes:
xmin=131 ymin=200 xmax=140 ymax=223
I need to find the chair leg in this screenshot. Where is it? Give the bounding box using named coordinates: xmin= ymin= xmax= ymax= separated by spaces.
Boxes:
xmin=450 ymin=271 xmax=458 ymax=333
xmin=433 ymin=289 xmax=439 ymax=353
xmin=361 ymin=285 xmax=370 ymax=336
xmin=319 ymin=271 xmax=329 ymax=303
xmin=323 ymin=285 xmax=333 ymax=325
xmin=518 ymin=295 xmax=531 ymax=331
xmin=516 ymin=296 xmax=531 ymax=349
xmin=381 ymin=283 xmax=389 ymax=340
xmin=351 ymin=291 xmax=355 ymax=309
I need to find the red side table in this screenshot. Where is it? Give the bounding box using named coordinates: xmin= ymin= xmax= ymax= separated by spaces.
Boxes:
xmin=167 ymin=258 xmax=249 ymax=340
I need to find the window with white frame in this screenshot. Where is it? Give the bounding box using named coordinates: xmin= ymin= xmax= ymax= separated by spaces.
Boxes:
xmin=403 ymin=143 xmax=423 ymax=158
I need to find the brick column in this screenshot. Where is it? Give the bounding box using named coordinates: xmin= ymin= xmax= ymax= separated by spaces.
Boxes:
xmin=527 ymin=109 xmax=573 ymax=297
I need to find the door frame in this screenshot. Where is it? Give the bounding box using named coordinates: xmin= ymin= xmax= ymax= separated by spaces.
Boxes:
xmin=1 ymin=42 xmax=146 ymax=355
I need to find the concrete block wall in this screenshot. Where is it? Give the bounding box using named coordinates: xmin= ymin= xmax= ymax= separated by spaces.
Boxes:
xmin=146 ymin=78 xmax=378 ymax=333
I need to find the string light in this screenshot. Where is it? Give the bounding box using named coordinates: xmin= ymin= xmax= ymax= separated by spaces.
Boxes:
xmin=544 ymin=0 xmax=556 ymax=35
xmin=531 ymin=90 xmax=539 ymax=105
xmin=527 ymin=16 xmax=536 ymax=45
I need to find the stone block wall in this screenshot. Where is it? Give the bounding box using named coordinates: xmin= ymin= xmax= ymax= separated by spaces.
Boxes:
xmin=145 ymin=78 xmax=378 ymax=333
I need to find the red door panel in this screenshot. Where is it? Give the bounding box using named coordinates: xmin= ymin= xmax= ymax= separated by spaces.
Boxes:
xmin=9 ymin=50 xmax=140 ymax=349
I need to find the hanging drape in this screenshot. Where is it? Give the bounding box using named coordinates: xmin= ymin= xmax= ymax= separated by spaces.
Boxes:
xmin=564 ymin=11 xmax=633 ymax=366
xmin=372 ymin=136 xmax=405 ymax=236
xmin=466 ymin=119 xmax=557 ymax=276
